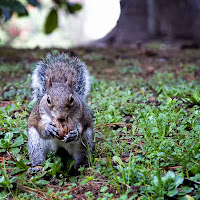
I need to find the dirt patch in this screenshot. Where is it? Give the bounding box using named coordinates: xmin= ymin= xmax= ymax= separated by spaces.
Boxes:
xmin=1 ymin=45 xmax=200 ymax=82
xmin=0 ymin=100 xmax=12 ymax=107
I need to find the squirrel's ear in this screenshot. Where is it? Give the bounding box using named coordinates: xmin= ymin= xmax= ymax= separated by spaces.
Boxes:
xmin=47 ymin=77 xmax=52 ymax=89
xmin=67 ymin=76 xmax=73 ymax=88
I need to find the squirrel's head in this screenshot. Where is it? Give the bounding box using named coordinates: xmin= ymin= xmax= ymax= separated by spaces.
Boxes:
xmin=45 ymin=77 xmax=79 ymax=120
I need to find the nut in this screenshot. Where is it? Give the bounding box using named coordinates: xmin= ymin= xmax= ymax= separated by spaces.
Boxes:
xmin=52 ymin=117 xmax=74 ymax=140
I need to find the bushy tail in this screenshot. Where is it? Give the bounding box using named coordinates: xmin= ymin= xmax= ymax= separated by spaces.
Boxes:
xmin=31 ymin=53 xmax=90 ymax=102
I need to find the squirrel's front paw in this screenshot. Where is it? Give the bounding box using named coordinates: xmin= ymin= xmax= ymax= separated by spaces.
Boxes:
xmin=28 ymin=166 xmax=43 ymax=173
xmin=64 ymin=129 xmax=78 ymax=143
xmin=44 ymin=122 xmax=58 ymax=138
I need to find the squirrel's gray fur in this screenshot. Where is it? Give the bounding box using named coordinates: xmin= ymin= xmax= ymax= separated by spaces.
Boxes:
xmin=32 ymin=53 xmax=90 ymax=103
xmin=28 ymin=53 xmax=94 ymax=172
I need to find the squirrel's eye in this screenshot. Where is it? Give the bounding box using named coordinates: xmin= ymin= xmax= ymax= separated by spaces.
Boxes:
xmin=69 ymin=95 xmax=74 ymax=105
xmin=47 ymin=96 xmax=51 ymax=105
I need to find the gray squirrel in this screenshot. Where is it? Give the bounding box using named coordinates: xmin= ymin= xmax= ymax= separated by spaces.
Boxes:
xmin=28 ymin=53 xmax=94 ymax=171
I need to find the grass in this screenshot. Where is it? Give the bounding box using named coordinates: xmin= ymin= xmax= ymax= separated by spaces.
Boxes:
xmin=0 ymin=47 xmax=200 ymax=199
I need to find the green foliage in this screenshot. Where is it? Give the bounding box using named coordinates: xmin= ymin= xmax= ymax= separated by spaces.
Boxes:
xmin=0 ymin=61 xmax=199 ymax=199
xmin=92 ymin=74 xmax=200 ymax=199
xmin=0 ymin=0 xmax=82 ymax=35
xmin=44 ymin=1 xmax=82 ymax=34
xmin=0 ymin=0 xmax=39 ymax=21
xmin=44 ymin=8 xmax=58 ymax=34
xmin=67 ymin=2 xmax=82 ymax=14
xmin=43 ymin=151 xmax=75 ymax=177
xmin=0 ymin=158 xmax=16 ymax=189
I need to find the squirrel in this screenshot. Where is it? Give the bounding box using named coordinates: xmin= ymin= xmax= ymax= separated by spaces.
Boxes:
xmin=28 ymin=53 xmax=94 ymax=171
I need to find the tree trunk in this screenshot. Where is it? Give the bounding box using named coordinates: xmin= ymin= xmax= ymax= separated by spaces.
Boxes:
xmin=99 ymin=0 xmax=200 ymax=46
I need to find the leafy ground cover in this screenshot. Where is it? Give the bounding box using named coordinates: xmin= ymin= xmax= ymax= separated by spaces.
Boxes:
xmin=0 ymin=44 xmax=200 ymax=199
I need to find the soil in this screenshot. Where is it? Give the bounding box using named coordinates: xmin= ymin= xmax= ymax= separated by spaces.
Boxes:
xmin=0 ymin=43 xmax=200 ymax=85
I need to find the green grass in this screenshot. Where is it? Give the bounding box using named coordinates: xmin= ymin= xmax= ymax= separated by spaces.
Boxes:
xmin=0 ymin=53 xmax=200 ymax=199
xmin=91 ymin=77 xmax=200 ymax=198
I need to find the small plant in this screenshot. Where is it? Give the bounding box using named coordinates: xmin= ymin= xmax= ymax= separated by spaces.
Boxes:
xmin=0 ymin=158 xmax=18 ymax=198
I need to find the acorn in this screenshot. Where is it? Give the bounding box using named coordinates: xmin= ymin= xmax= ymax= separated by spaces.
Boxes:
xmin=52 ymin=117 xmax=74 ymax=140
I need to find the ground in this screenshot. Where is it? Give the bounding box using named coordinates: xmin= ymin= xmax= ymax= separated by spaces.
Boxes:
xmin=0 ymin=42 xmax=200 ymax=199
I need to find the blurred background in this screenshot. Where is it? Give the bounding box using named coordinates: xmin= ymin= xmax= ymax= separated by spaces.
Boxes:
xmin=1 ymin=0 xmax=200 ymax=49
xmin=0 ymin=0 xmax=120 ymax=48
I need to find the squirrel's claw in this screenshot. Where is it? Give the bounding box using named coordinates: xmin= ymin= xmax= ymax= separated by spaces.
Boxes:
xmin=64 ymin=129 xmax=78 ymax=143
xmin=28 ymin=166 xmax=43 ymax=173
xmin=45 ymin=122 xmax=58 ymax=138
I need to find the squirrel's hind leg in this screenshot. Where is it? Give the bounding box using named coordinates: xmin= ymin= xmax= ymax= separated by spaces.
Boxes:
xmin=28 ymin=127 xmax=58 ymax=168
xmin=73 ymin=153 xmax=88 ymax=169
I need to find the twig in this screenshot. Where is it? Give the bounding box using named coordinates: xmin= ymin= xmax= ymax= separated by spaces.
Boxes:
xmin=18 ymin=185 xmax=48 ymax=200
